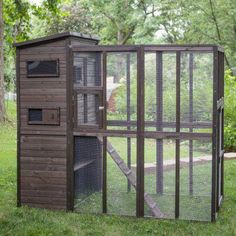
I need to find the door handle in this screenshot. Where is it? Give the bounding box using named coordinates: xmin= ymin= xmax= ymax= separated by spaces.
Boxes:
xmin=99 ymin=106 xmax=104 ymax=111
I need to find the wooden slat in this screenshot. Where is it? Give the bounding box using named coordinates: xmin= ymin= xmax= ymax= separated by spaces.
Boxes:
xmin=21 ymin=156 xmax=66 ymax=165
xmin=20 ymin=149 xmax=66 ymax=158
xmin=21 ymin=163 xmax=66 ymax=171
xmin=21 ymin=143 xmax=66 ymax=151
xmin=19 ymin=88 xmax=66 ymax=95
xmin=19 ymin=54 xmax=66 ymax=61
xmin=21 ymin=182 xmax=66 ymax=191
xmin=21 ymin=170 xmax=66 ymax=178
xmin=20 ymin=48 xmax=66 ymax=55
xmin=20 ymin=95 xmax=66 ymax=103
xmin=20 ymin=81 xmax=66 ymax=88
xmin=20 ymin=126 xmax=67 ymax=132
xmin=23 ymin=203 xmax=66 ymax=210
xmin=21 ymin=135 xmax=66 ymax=143
xmin=21 ymin=189 xmax=66 ymax=198
xmin=20 ymin=130 xmax=67 ymax=136
xmin=21 ymin=195 xmax=66 ymax=205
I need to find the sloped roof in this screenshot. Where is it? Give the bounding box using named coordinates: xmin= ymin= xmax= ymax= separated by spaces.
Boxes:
xmin=14 ymin=31 xmax=100 ymax=48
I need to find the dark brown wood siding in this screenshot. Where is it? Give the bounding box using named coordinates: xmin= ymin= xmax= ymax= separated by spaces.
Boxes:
xmin=19 ymin=39 xmax=67 ymax=209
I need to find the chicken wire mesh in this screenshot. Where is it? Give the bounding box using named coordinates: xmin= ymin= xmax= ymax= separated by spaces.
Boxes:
xmin=106 ymin=137 xmax=137 ymax=216
xmin=74 ymin=136 xmax=102 ymax=213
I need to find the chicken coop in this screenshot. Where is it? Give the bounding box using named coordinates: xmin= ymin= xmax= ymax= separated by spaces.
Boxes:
xmin=15 ymin=32 xmax=224 ymax=222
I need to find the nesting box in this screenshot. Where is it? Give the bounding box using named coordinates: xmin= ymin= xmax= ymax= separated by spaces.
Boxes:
xmin=15 ymin=33 xmax=224 ymax=222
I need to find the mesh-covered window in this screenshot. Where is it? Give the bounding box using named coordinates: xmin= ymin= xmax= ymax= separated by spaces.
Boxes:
xmin=77 ymin=94 xmax=99 ymax=126
xmin=28 ymin=108 xmax=42 ymax=122
xmin=27 ymin=60 xmax=59 ymax=77
xmin=74 ymin=53 xmax=101 ymax=87
xmin=74 ymin=66 xmax=83 ymax=84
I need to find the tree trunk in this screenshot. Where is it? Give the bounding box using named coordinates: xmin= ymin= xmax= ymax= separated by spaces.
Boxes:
xmin=0 ymin=0 xmax=5 ymax=122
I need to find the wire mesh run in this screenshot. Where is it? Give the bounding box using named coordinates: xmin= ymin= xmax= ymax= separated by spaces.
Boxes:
xmin=72 ymin=45 xmax=224 ymax=222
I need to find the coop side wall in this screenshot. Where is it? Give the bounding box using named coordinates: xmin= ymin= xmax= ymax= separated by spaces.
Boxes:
xmin=17 ymin=36 xmax=99 ymax=210
xmin=17 ymin=39 xmax=68 ymax=209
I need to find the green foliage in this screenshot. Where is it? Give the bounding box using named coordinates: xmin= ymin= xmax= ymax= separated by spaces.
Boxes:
xmin=2 ymin=0 xmax=62 ymax=91
xmin=224 ymin=70 xmax=236 ymax=151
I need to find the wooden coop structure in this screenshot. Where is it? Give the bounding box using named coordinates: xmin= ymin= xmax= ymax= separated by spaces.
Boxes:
xmin=15 ymin=32 xmax=224 ymax=222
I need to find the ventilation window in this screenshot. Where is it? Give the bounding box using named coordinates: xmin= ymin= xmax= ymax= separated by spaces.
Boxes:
xmin=28 ymin=109 xmax=42 ymax=123
xmin=27 ymin=60 xmax=59 ymax=77
xmin=28 ymin=108 xmax=60 ymax=125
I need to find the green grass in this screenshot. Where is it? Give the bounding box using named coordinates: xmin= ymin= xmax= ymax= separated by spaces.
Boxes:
xmin=0 ymin=101 xmax=236 ymax=235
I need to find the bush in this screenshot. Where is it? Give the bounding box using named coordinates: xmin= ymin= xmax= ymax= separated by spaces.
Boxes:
xmin=224 ymin=70 xmax=236 ymax=151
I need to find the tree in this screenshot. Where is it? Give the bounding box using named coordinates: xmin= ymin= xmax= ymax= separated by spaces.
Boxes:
xmin=0 ymin=0 xmax=62 ymax=122
xmin=154 ymin=0 xmax=236 ymax=67
xmin=0 ymin=0 xmax=4 ymax=122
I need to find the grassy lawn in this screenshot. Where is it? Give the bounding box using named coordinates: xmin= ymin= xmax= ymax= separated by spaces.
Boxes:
xmin=0 ymin=101 xmax=236 ymax=235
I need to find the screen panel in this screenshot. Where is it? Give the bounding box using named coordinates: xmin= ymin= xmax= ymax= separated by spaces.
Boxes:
xmin=144 ymin=138 xmax=176 ymax=219
xmin=179 ymin=139 xmax=212 ymax=221
xmin=180 ymin=52 xmax=213 ymax=133
xmin=144 ymin=52 xmax=176 ymax=132
xmin=106 ymin=137 xmax=136 ymax=216
xmin=73 ymin=52 xmax=101 ymax=87
xmin=77 ymin=94 xmax=100 ymax=126
xmin=106 ymin=52 xmax=137 ymax=130
xmin=74 ymin=136 xmax=102 ymax=214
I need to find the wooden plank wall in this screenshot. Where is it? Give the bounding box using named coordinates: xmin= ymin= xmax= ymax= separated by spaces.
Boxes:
xmin=18 ymin=36 xmax=98 ymax=210
xmin=19 ymin=39 xmax=68 ymax=209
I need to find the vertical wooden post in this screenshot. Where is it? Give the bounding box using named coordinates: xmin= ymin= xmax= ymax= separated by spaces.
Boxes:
xmin=136 ymin=46 xmax=145 ymax=217
xmin=102 ymin=52 xmax=107 ymax=213
xmin=126 ymin=53 xmax=131 ymax=192
xmin=175 ymin=51 xmax=181 ymax=219
xmin=189 ymin=53 xmax=194 ymax=195
xmin=16 ymin=48 xmax=21 ymax=207
xmin=156 ymin=52 xmax=164 ymax=194
xmin=211 ymin=47 xmax=219 ymax=222
xmin=66 ymin=41 xmax=74 ymax=211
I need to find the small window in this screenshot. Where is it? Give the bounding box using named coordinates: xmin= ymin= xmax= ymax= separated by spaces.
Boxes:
xmin=27 ymin=60 xmax=59 ymax=77
xmin=28 ymin=109 xmax=42 ymax=122
xmin=28 ymin=108 xmax=60 ymax=125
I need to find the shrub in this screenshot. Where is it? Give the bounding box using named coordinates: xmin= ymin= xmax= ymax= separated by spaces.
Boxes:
xmin=224 ymin=70 xmax=236 ymax=151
